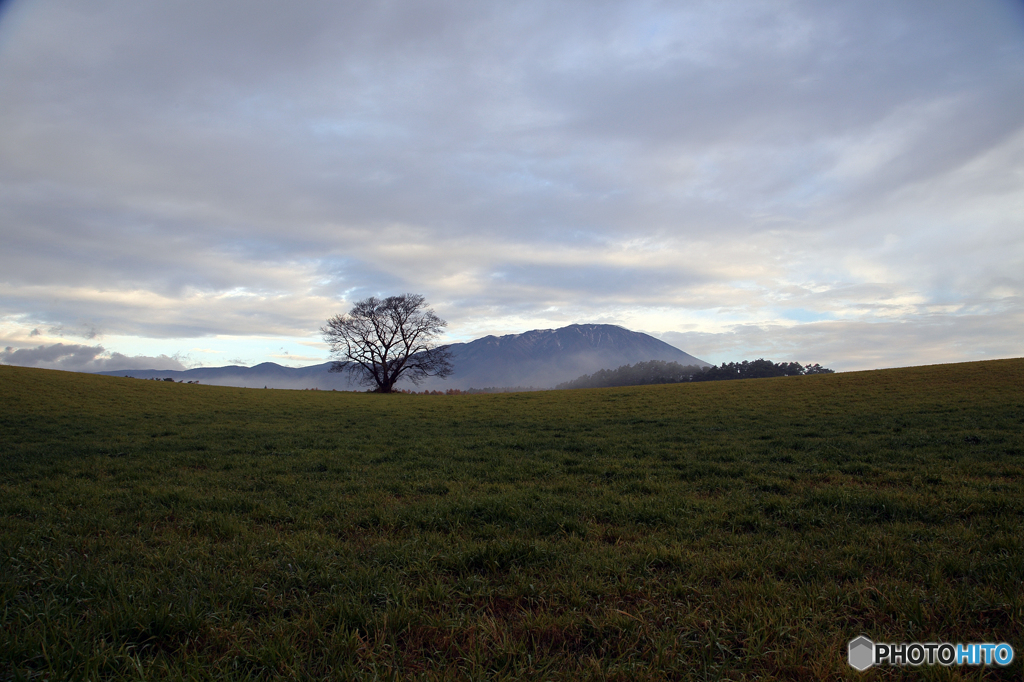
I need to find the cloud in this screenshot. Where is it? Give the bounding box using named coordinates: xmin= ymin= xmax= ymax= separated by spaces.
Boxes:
xmin=47 ymin=322 xmax=100 ymax=340
xmin=0 ymin=0 xmax=1021 ymax=369
xmin=659 ymin=308 xmax=1024 ymax=372
xmin=1 ymin=342 xmax=103 ymax=367
xmin=98 ymin=351 xmax=188 ymax=372
xmin=0 ymin=342 xmax=187 ymax=372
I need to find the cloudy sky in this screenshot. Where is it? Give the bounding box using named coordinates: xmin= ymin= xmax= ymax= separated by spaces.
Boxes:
xmin=1 ymin=0 xmax=1022 ymax=373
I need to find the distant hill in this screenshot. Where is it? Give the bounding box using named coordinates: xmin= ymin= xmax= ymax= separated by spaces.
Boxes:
xmin=94 ymin=361 xmax=351 ymax=390
xmin=96 ymin=324 xmax=708 ymax=390
xmin=425 ymin=324 xmax=708 ymax=390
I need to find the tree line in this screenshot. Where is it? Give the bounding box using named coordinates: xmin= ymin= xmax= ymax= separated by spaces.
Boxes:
xmin=555 ymin=359 xmax=834 ymax=390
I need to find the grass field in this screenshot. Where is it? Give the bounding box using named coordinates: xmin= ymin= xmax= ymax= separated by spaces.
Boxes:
xmin=1 ymin=359 xmax=1023 ymax=680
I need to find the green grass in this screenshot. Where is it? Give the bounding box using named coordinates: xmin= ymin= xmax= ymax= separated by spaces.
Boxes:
xmin=1 ymin=359 xmax=1023 ymax=680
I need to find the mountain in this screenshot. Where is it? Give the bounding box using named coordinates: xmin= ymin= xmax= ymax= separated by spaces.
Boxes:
xmin=96 ymin=324 xmax=708 ymax=390
xmin=424 ymin=324 xmax=708 ymax=390
xmin=95 ymin=361 xmax=353 ymax=390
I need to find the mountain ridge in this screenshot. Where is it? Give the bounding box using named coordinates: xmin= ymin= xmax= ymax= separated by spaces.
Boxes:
xmin=95 ymin=324 xmax=708 ymax=390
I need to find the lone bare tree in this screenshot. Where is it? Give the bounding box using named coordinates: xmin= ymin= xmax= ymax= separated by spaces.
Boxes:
xmin=321 ymin=294 xmax=453 ymax=393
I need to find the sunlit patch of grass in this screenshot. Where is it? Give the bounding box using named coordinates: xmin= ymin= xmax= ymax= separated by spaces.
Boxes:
xmin=1 ymin=359 xmax=1023 ymax=679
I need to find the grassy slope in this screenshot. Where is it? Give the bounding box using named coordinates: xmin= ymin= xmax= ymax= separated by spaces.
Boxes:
xmin=1 ymin=360 xmax=1022 ymax=680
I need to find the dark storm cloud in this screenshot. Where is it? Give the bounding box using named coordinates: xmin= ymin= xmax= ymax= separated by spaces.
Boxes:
xmin=1 ymin=343 xmax=103 ymax=366
xmin=0 ymin=0 xmax=1021 ymax=367
xmin=0 ymin=342 xmax=186 ymax=371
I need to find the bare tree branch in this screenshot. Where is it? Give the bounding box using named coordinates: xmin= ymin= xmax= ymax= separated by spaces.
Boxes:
xmin=320 ymin=294 xmax=453 ymax=393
